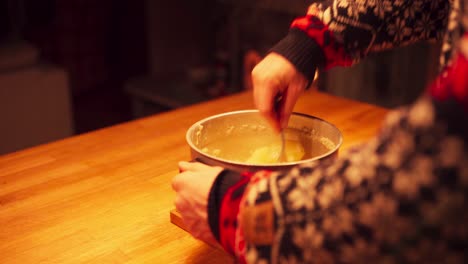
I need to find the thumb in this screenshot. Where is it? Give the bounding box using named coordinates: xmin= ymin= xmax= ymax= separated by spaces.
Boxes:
xmin=178 ymin=161 xmax=212 ymax=172
xmin=178 ymin=161 xmax=193 ymax=172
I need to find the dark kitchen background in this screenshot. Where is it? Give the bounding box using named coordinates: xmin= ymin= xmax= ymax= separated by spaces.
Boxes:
xmin=0 ymin=0 xmax=440 ymax=155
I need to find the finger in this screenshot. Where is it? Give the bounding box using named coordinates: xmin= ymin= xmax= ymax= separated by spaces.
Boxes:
xmin=253 ymin=79 xmax=277 ymax=114
xmin=281 ymin=88 xmax=302 ymax=129
xmin=174 ymin=196 xmax=193 ymax=218
xmin=251 ymin=55 xmax=291 ymax=132
xmin=173 ymin=195 xmax=184 ymax=211
xmin=178 ymin=161 xmax=199 ymax=172
xmin=178 ymin=161 xmax=194 ymax=172
xmin=171 ymin=172 xmax=189 ymax=191
xmin=178 ymin=161 xmax=212 ymax=172
xmin=175 ymin=193 xmax=198 ymax=215
xmin=171 ymin=174 xmax=182 ymax=191
xmin=186 ymin=221 xmax=219 ymax=247
xmin=280 ymin=97 xmax=293 ymax=130
xmin=273 ymin=92 xmax=286 ymax=131
xmin=281 ymin=73 xmax=308 ymax=128
xmin=252 ymin=60 xmax=279 ymax=113
xmin=253 ymin=80 xmax=282 ymax=131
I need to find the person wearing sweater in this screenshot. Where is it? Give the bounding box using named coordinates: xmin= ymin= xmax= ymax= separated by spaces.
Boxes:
xmin=172 ymin=1 xmax=468 ymax=263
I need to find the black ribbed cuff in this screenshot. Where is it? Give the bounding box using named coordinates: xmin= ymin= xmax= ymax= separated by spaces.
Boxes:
xmin=270 ymin=28 xmax=325 ymax=82
xmin=207 ymin=169 xmax=243 ymax=241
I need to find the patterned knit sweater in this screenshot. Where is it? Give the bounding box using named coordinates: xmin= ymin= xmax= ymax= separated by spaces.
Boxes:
xmin=207 ymin=1 xmax=468 ymax=263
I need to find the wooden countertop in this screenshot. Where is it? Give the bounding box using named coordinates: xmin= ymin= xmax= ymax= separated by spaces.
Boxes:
xmin=0 ymin=90 xmax=388 ymax=263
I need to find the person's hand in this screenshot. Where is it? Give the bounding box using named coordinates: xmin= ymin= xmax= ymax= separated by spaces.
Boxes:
xmin=251 ymin=52 xmax=309 ymax=131
xmin=171 ymin=161 xmax=224 ymax=246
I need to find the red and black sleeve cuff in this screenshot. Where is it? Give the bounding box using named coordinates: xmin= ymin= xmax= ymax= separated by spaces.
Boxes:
xmin=207 ymin=169 xmax=245 ymax=241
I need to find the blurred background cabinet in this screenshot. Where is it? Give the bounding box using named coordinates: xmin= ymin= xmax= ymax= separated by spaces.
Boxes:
xmin=0 ymin=44 xmax=73 ymax=155
xmin=0 ymin=0 xmax=441 ymax=154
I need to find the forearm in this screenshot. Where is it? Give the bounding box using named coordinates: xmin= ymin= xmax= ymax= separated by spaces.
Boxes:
xmin=312 ymin=0 xmax=449 ymax=57
xmin=236 ymin=99 xmax=467 ymax=262
xmin=207 ymin=170 xmax=253 ymax=256
xmin=272 ymin=0 xmax=450 ymax=80
xmin=210 ymin=99 xmax=467 ymax=263
xmin=209 ymin=40 xmax=468 ymax=258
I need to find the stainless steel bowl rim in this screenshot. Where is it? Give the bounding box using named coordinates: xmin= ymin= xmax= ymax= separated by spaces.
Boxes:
xmin=186 ymin=109 xmax=343 ymax=167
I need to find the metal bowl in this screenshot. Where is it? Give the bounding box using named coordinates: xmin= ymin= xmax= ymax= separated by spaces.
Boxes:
xmin=186 ymin=110 xmax=342 ymax=172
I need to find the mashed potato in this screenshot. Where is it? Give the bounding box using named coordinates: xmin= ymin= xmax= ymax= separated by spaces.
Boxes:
xmin=246 ymin=139 xmax=305 ymax=164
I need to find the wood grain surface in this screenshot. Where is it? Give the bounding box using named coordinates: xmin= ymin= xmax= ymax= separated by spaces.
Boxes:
xmin=0 ymin=90 xmax=388 ymax=263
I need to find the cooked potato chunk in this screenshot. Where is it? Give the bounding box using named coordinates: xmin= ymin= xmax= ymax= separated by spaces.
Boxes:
xmin=246 ymin=139 xmax=304 ymax=164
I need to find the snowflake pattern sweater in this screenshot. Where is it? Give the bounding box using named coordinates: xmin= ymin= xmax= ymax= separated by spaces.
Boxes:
xmin=206 ymin=1 xmax=468 ymax=263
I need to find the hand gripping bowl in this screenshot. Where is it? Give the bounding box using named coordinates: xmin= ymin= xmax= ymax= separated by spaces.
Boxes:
xmin=186 ymin=110 xmax=343 ymax=172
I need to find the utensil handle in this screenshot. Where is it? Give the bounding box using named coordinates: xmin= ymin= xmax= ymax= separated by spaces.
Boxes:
xmin=273 ymin=92 xmax=284 ymax=123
